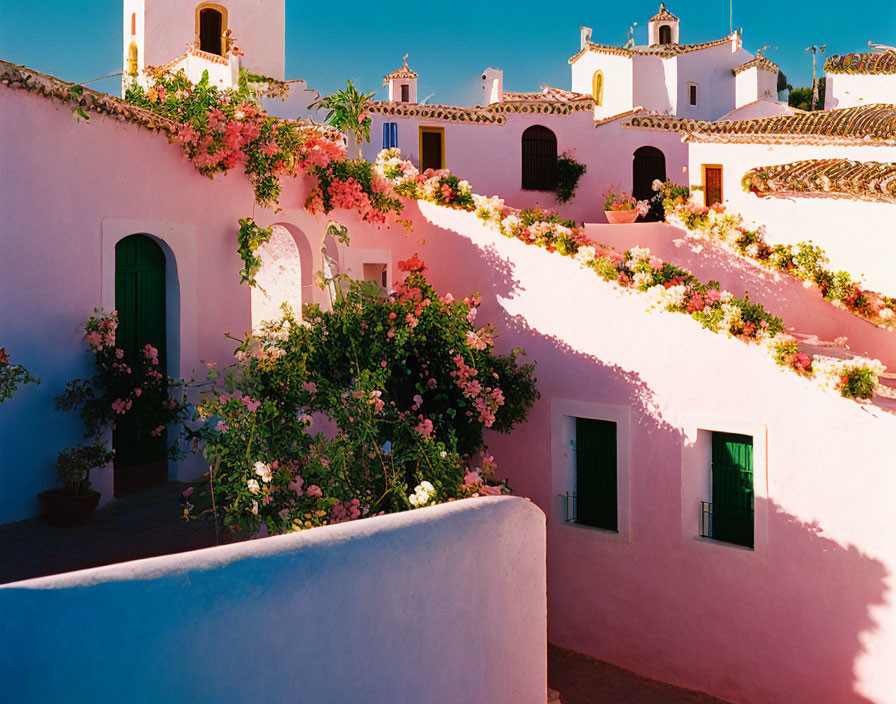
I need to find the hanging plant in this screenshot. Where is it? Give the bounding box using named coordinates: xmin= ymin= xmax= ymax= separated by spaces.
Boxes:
xmin=554 ymin=154 xmax=586 ymax=204
xmin=237 ymin=218 xmax=273 ymax=287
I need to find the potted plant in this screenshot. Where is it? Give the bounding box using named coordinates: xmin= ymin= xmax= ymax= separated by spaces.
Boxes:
xmin=603 ymin=188 xmax=650 ymax=224
xmin=39 ymin=444 xmax=114 ymax=526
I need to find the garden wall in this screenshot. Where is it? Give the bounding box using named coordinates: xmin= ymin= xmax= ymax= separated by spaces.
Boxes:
xmin=0 ymin=496 xmax=547 ymax=704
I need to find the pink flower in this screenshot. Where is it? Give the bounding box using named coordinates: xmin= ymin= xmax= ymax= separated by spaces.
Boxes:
xmin=288 ymin=475 xmax=304 ymax=496
xmin=479 ymin=484 xmax=502 ymax=496
xmin=306 ymin=484 xmax=323 ymax=498
xmin=302 ymin=381 xmax=317 ymax=394
xmin=415 ymin=418 xmax=434 ymax=437
xmin=412 ymin=394 xmax=423 ymax=410
xmin=115 ymin=348 xmax=125 ymax=359
xmin=215 ymin=420 xmax=228 ymax=432
xmin=380 ymin=360 xmax=387 ymax=367
xmin=182 ymin=487 xmax=194 ymax=498
xmin=243 ymin=397 xmax=261 ymax=413
xmin=151 ymin=425 xmax=165 ymax=437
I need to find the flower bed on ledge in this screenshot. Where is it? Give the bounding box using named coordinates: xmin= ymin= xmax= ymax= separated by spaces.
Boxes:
xmin=373 ymin=150 xmax=886 ymax=401
xmin=665 ymin=200 xmax=896 ymax=331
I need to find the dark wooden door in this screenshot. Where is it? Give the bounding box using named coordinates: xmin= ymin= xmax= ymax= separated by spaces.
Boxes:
xmin=114 ymin=235 xmax=168 ymax=495
xmin=521 ymin=125 xmax=557 ymax=191
xmin=420 ymin=130 xmax=442 ymax=172
xmin=704 ymin=167 xmax=723 ymax=206
xmin=199 ymin=8 xmax=223 ymax=55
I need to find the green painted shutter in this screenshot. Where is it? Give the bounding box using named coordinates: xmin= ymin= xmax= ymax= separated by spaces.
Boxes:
xmin=114 ymin=235 xmax=168 ymax=473
xmin=576 ymin=418 xmax=618 ymax=531
xmin=711 ymin=432 xmax=754 ymax=547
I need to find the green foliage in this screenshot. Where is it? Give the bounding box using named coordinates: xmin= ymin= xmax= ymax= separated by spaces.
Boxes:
xmin=237 ymin=218 xmax=273 ymax=287
xmin=310 ymin=79 xmax=375 ymax=157
xmin=839 ymin=366 xmax=878 ymax=400
xmin=55 ymin=444 xmax=114 ymax=496
xmin=788 ymin=78 xmax=826 ymax=111
xmin=185 ymin=265 xmax=539 ymax=536
xmin=554 ymin=154 xmax=587 ymax=204
xmin=0 ymin=348 xmax=40 ymax=403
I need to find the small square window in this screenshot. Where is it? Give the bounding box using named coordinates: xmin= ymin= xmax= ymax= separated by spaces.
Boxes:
xmin=688 ymin=83 xmax=699 ymax=107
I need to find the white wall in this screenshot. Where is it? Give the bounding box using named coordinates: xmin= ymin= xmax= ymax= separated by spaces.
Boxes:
xmin=0 ymin=497 xmax=547 ymax=704
xmin=688 ymin=140 xmax=896 ymax=292
xmin=675 ymin=41 xmax=752 ymax=120
xmin=571 ymin=52 xmax=634 ymax=118
xmin=826 ymin=73 xmax=896 ymax=109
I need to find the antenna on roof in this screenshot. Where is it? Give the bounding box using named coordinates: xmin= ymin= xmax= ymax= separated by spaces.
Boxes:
xmin=625 ymin=22 xmax=638 ymax=49
xmin=729 ymin=0 xmax=733 ymax=34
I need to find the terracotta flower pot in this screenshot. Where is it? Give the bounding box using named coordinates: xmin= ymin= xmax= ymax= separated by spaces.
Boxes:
xmin=605 ymin=210 xmax=639 ymax=224
xmin=38 ymin=489 xmax=101 ymax=527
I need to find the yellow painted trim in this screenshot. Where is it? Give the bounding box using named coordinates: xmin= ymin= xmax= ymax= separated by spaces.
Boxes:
xmin=701 ymin=164 xmax=724 ymax=206
xmin=592 ymin=70 xmax=604 ymax=106
xmin=127 ymin=41 xmax=139 ymax=77
xmin=418 ymin=126 xmax=445 ymax=170
xmin=195 ymin=3 xmax=229 ymax=55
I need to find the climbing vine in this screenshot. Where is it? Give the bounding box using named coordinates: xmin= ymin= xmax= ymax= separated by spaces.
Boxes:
xmin=236 ymin=218 xmax=273 ymax=287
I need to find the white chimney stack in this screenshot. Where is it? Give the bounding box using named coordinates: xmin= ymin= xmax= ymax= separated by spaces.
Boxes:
xmin=580 ymin=26 xmax=593 ymax=50
xmin=481 ymin=66 xmax=503 ymax=105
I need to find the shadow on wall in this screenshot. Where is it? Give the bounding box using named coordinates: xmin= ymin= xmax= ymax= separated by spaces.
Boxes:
xmin=383 ymin=207 xmax=892 ymax=704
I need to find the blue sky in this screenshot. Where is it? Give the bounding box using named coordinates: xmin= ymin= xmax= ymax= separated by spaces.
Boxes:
xmin=1 ymin=1 xmax=894 ymax=104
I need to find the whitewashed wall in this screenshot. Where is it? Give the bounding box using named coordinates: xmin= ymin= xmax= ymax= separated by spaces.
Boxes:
xmin=825 ymin=72 xmax=896 ymax=109
xmin=0 ymin=497 xmax=547 ymax=704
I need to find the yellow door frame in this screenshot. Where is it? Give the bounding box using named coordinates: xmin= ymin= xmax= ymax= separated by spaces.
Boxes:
xmin=418 ymin=126 xmax=445 ymax=170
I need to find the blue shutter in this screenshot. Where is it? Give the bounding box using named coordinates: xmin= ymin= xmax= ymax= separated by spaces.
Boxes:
xmin=390 ymin=122 xmax=398 ymax=148
xmin=382 ymin=122 xmax=389 ymax=149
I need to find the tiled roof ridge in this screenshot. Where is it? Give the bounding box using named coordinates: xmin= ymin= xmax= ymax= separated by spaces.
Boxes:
xmin=367 ymin=90 xmax=594 ymax=122
xmin=569 ymin=35 xmax=733 ymax=64
xmin=650 ymin=3 xmax=679 ymax=22
xmin=0 ymin=59 xmax=180 ymax=136
xmin=383 ymin=54 xmax=418 ymax=85
xmin=743 ymin=158 xmax=896 ymax=203
xmin=825 ymin=50 xmax=896 ymax=75
xmin=367 ymin=100 xmax=505 ymax=124
xmin=624 ymin=103 xmax=896 ymax=145
xmin=733 ymin=54 xmax=779 ymax=75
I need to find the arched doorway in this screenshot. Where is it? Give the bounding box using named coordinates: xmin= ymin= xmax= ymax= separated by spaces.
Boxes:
xmin=251 ymin=225 xmax=304 ymax=327
xmin=521 ymin=125 xmax=557 ymax=191
xmin=632 ymin=145 xmax=666 ymax=205
xmin=198 ymin=6 xmax=225 ymax=55
xmin=114 ymin=235 xmax=168 ymax=495
xmin=659 ymin=25 xmax=672 ymax=45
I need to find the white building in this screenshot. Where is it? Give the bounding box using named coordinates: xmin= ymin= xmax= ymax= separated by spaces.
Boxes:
xmin=569 ymin=4 xmax=787 ymax=122
xmin=824 ymin=47 xmax=896 ymax=109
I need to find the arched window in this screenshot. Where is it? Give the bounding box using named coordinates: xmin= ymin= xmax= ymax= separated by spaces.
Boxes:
xmin=659 ymin=25 xmax=672 ymax=45
xmin=197 ymin=5 xmax=226 ymax=55
xmin=592 ymin=70 xmax=604 ymax=106
xmin=251 ymin=225 xmax=304 ymax=327
xmin=521 ymin=125 xmax=557 ymax=191
xmin=127 ymin=41 xmax=139 ymax=77
xmin=632 ymin=146 xmax=666 ymax=218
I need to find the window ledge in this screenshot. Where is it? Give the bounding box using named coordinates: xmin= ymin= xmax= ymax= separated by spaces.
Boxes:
xmin=693 ymin=535 xmax=754 ymax=553
xmin=558 ymin=520 xmax=628 ymax=542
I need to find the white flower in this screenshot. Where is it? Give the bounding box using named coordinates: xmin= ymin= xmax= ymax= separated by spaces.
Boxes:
xmin=628 ymin=246 xmax=651 ymax=262
xmin=652 ymin=179 xmax=663 ymax=191
xmin=633 ymin=272 xmax=654 ymax=289
xmin=575 ymin=246 xmax=597 ymax=266
xmin=881 ymin=308 xmax=895 ymax=320
xmin=745 ymin=244 xmax=760 ymax=258
xmin=254 ymin=461 xmax=273 ymax=483
xmin=719 ymin=291 xmax=733 ymax=304
xmin=408 ymin=480 xmax=437 ymax=508
xmin=250 ymin=500 xmax=259 ymax=515
xmin=247 ymin=479 xmax=260 ymax=495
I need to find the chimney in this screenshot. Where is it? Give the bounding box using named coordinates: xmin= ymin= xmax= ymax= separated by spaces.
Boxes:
xmin=481 ymin=67 xmax=503 ymax=105
xmin=580 ymin=26 xmax=593 ymax=50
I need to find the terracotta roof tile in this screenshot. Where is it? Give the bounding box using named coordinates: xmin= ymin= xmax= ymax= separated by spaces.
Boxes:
xmin=743 ymin=159 xmax=896 ymax=202
xmin=383 ymin=55 xmax=418 ymax=86
xmin=569 ymin=35 xmax=734 ymax=64
xmin=368 ymin=100 xmax=505 ymax=124
xmin=624 ymin=104 xmax=896 ymax=145
xmin=733 ymin=55 xmax=779 ymax=75
xmin=650 ymin=4 xmax=679 ymax=22
xmin=0 ymin=59 xmax=180 ymax=136
xmin=825 ymin=50 xmax=896 ymax=75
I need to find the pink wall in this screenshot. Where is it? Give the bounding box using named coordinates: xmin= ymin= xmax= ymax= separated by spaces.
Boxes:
xmin=6 ymin=80 xmax=896 ymax=704
xmin=364 ymin=112 xmax=688 ymax=223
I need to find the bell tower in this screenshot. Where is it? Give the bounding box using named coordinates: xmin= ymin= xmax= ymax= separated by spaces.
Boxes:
xmin=648 ymin=4 xmax=680 ymax=46
xmin=123 ymin=0 xmax=285 ymax=94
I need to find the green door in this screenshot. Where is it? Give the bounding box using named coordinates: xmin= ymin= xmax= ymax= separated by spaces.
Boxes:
xmin=576 ymin=418 xmax=618 ymax=531
xmin=114 ymin=235 xmax=168 ymax=494
xmin=711 ymin=432 xmax=754 ymax=547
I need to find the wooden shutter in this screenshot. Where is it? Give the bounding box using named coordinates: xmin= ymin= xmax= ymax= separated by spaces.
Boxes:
xmin=521 ymin=125 xmax=557 ymax=191
xmin=711 ymin=433 xmax=754 ymax=547
xmin=576 ymin=418 xmax=618 ymax=531
xmin=401 ymin=84 xmax=409 ymax=102
xmin=704 ymin=166 xmax=723 ymax=206
xmin=114 ymin=235 xmax=168 ymax=491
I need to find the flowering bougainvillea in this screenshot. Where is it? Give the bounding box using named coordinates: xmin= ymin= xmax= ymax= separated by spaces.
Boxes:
xmin=184 ymin=262 xmax=538 ymax=536
xmin=373 ymin=149 xmax=885 ymax=401
xmin=664 ymin=198 xmax=896 ymax=330
xmin=603 ymin=187 xmax=650 ymax=216
xmin=0 ymin=347 xmax=40 ymax=403
xmin=55 ymin=309 xmax=190 ymax=444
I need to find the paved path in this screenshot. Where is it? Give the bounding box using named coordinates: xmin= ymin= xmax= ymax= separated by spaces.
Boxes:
xmin=549 ymin=644 xmax=733 ymax=704
xmin=0 ymin=482 xmax=219 ymax=585
xmin=1 ymin=485 xmax=731 ymax=703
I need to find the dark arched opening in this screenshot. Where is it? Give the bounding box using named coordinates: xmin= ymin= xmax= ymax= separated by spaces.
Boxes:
xmin=659 ymin=25 xmax=672 ymax=45
xmin=114 ymin=234 xmax=168 ymax=495
xmin=521 ymin=125 xmax=558 ymax=191
xmin=199 ymin=7 xmax=224 ymax=55
xmin=633 ymin=146 xmax=667 ymax=220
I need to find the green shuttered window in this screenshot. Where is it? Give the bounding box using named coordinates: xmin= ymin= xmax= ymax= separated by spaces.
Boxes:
xmin=575 ymin=418 xmax=618 ymax=532
xmin=710 ymin=432 xmax=754 ymax=548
